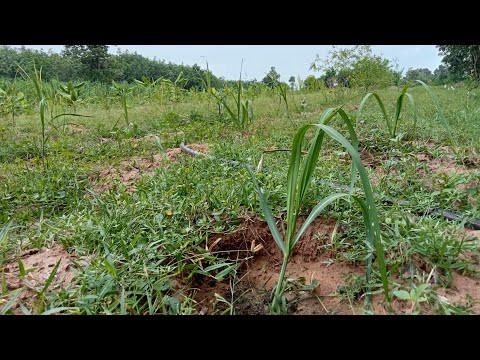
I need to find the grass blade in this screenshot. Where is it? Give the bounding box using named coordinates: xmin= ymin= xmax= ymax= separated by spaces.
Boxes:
xmin=40 ymin=307 xmax=79 ymax=315
xmin=404 ymin=92 xmax=417 ymax=137
xmin=357 ymin=92 xmax=392 ymax=136
xmin=39 ymin=258 xmax=61 ymax=296
xmin=392 ymin=81 xmax=412 ymax=137
xmin=245 ymin=165 xmax=286 ymax=255
xmin=18 ymin=258 xmax=25 ymax=278
xmin=292 ymin=193 xmax=350 ymax=249
xmin=0 ymin=288 xmax=22 ymax=315
xmin=120 ymin=288 xmax=126 ymax=315
xmin=0 ymin=221 xmax=12 ymax=247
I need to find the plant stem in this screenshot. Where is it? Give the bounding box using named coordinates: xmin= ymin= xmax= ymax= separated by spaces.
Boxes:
xmin=271 ymin=255 xmax=289 ymax=314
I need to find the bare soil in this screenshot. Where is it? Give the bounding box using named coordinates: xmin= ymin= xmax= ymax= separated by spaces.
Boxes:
xmin=1 ymin=243 xmax=79 ymax=314
xmin=90 ymin=143 xmax=209 ymax=193
xmin=189 ymin=217 xmax=480 ymax=315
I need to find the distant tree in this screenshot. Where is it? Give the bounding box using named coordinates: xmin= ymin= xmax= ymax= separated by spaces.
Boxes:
xmin=262 ymin=67 xmax=281 ymax=88
xmin=349 ymin=56 xmax=393 ymax=92
xmin=288 ymin=76 xmax=296 ymax=91
xmin=437 ymin=45 xmax=480 ymax=81
xmin=432 ymin=64 xmax=451 ymax=84
xmin=62 ymin=45 xmax=110 ymax=81
xmin=321 ymin=67 xmax=338 ymax=88
xmin=403 ymin=67 xmax=434 ymax=84
xmin=311 ymin=45 xmax=393 ymax=91
xmin=303 ymin=75 xmax=320 ymax=91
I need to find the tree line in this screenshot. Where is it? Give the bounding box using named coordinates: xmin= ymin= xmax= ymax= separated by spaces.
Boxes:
xmin=0 ymin=45 xmax=224 ymax=89
xmin=0 ymin=45 xmax=478 ymax=92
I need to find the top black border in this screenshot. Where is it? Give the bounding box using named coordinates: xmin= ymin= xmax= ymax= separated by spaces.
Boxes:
xmin=3 ymin=6 xmax=479 ymax=45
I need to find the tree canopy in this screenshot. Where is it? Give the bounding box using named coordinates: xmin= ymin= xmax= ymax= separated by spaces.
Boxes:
xmin=437 ymin=45 xmax=480 ymax=81
xmin=0 ymin=45 xmax=224 ymax=90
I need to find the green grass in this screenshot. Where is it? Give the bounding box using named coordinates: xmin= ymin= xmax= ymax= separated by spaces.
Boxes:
xmin=1 ymin=82 xmax=479 ymax=315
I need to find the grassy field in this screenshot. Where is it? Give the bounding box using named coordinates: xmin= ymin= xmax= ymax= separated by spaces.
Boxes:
xmin=1 ymin=82 xmax=479 ymax=315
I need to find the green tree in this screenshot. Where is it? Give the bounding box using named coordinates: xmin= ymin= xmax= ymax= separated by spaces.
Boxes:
xmin=437 ymin=45 xmax=480 ymax=81
xmin=262 ymin=67 xmax=281 ymax=88
xmin=349 ymin=56 xmax=393 ymax=92
xmin=62 ymin=45 xmax=111 ymax=81
xmin=311 ymin=45 xmax=394 ymax=91
xmin=403 ymin=68 xmax=434 ymax=84
xmin=303 ymin=75 xmax=320 ymax=91
xmin=288 ymin=76 xmax=296 ymax=91
xmin=433 ymin=64 xmax=450 ymax=84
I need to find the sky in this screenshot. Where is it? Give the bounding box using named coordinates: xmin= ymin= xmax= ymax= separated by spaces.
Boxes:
xmin=9 ymin=45 xmax=442 ymax=82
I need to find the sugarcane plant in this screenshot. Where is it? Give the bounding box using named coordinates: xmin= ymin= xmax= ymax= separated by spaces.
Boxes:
xmin=210 ymin=60 xmax=254 ymax=130
xmin=18 ymin=63 xmax=91 ymax=166
xmin=356 ymin=80 xmax=453 ymax=149
xmin=246 ymin=107 xmax=390 ymax=314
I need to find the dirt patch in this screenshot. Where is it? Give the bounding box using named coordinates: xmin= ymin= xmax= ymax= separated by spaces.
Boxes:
xmin=190 ymin=217 xmax=480 ymax=315
xmin=416 ymin=153 xmax=472 ymax=176
xmin=359 ymin=148 xmax=381 ymax=168
xmin=436 ymin=273 xmax=480 ymax=314
xmin=65 ymin=124 xmax=88 ymax=135
xmin=1 ymin=243 xmax=79 ymax=314
xmin=415 ymin=152 xmax=479 ymax=191
xmin=90 ymin=143 xmax=209 ymax=193
xmin=191 ymin=217 xmax=378 ymax=315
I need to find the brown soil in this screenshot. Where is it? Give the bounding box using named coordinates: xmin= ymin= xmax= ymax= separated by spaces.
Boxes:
xmin=359 ymin=148 xmax=381 ymax=168
xmin=1 ymin=243 xmax=79 ymax=314
xmin=415 ymin=152 xmax=479 ymax=192
xmin=90 ymin=143 xmax=209 ymax=193
xmin=191 ymin=217 xmax=376 ymax=315
xmin=189 ymin=217 xmax=480 ymax=315
xmin=65 ymin=124 xmax=88 ymax=135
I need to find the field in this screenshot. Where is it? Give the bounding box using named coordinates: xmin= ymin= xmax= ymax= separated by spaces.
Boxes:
xmin=1 ymin=79 xmax=479 ymax=315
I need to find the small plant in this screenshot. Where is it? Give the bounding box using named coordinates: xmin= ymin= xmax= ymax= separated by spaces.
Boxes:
xmin=111 ymin=81 xmax=135 ymax=127
xmin=356 ymin=80 xmax=454 ymax=149
xmin=211 ymin=60 xmax=254 ymax=130
xmin=356 ymin=80 xmax=417 ymax=140
xmin=0 ymin=84 xmax=28 ymax=125
xmin=246 ymin=107 xmax=389 ymax=314
xmin=393 ymin=283 xmax=430 ymax=314
xmin=17 ymin=63 xmax=91 ymax=165
xmin=275 ymin=81 xmax=289 ymax=113
xmin=58 ymin=81 xmax=85 ymax=112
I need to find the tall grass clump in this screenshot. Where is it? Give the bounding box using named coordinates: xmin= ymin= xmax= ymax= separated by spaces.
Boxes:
xmin=18 ymin=63 xmax=91 ymax=165
xmin=210 ymin=60 xmax=254 ymax=130
xmin=246 ymin=107 xmax=389 ymax=314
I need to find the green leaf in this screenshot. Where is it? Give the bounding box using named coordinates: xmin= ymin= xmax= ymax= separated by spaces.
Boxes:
xmin=203 ymin=262 xmax=232 ymax=273
xmin=292 ymin=193 xmax=350 ymax=250
xmin=51 ymin=113 xmax=93 ymax=121
xmin=39 ymin=258 xmax=61 ymax=296
xmin=301 ymin=279 xmax=318 ymax=291
xmin=416 ymin=283 xmax=430 ymax=294
xmin=317 ymin=124 xmax=389 ymax=301
xmin=393 ymin=290 xmax=411 ymax=300
xmin=0 ymin=288 xmax=22 ymax=315
xmin=357 ymin=92 xmax=392 ymax=136
xmin=215 ymin=264 xmax=237 ymax=281
xmin=120 ymin=288 xmax=126 ymax=315
xmin=245 ymin=165 xmax=286 ymax=255
xmin=18 ymin=258 xmax=25 ymax=278
xmin=0 ymin=221 xmax=12 ymax=247
xmin=104 ymin=258 xmax=117 ymax=278
xmin=40 ymin=307 xmax=79 ymax=315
